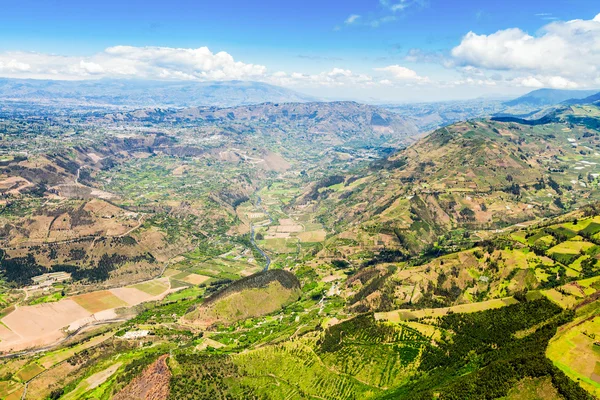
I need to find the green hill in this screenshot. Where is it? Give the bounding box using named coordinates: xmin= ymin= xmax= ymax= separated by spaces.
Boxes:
xmin=184 ymin=269 xmax=301 ymax=327
xmin=311 ymin=104 xmax=600 ymax=257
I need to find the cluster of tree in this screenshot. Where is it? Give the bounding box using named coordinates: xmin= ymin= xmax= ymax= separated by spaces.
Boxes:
xmin=169 ymin=354 xmax=261 ymax=399
xmin=318 ymin=313 xmax=426 ymax=353
xmin=54 ymin=252 xmax=155 ymax=282
xmin=0 ymin=252 xmax=46 ymax=285
xmin=0 ymin=251 xmax=155 ymax=285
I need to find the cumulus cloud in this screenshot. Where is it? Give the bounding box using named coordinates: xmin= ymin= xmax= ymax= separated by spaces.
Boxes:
xmin=451 ymin=13 xmax=600 ymax=88
xmin=270 ymin=68 xmax=375 ymax=88
xmin=0 ymin=46 xmax=413 ymax=91
xmin=0 ymin=46 xmax=267 ymax=81
xmin=511 ymin=75 xmax=579 ymax=89
xmin=0 ymin=59 xmax=31 ymax=72
xmin=374 ymin=65 xmax=429 ymax=83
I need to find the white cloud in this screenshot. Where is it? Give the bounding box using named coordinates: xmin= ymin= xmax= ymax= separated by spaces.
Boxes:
xmin=369 ymin=15 xmax=397 ymax=28
xmin=0 ymin=46 xmax=267 ymax=81
xmin=271 ymin=68 xmax=375 ymax=88
xmin=512 ymin=75 xmax=579 ymax=89
xmin=345 ymin=14 xmax=361 ymax=25
xmin=518 ymin=76 xmax=544 ymax=88
xmin=340 ymin=0 xmax=423 ymax=29
xmin=380 ymin=0 xmax=423 ymax=13
xmin=374 ymin=65 xmax=429 ymax=82
xmin=0 ymin=47 xmax=390 ymax=91
xmin=79 ymin=60 xmax=104 ymax=74
xmin=328 ymin=68 xmax=353 ymax=77
xmin=0 ymin=59 xmax=31 ymax=72
xmin=451 ymin=14 xmax=600 ymax=88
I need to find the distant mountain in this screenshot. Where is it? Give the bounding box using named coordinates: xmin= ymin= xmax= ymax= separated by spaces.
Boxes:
xmin=563 ymin=91 xmax=600 ymax=105
xmin=102 ymin=101 xmax=420 ymax=146
xmin=383 ymin=98 xmax=505 ymax=132
xmin=504 ymin=88 xmax=598 ymax=107
xmin=0 ymin=78 xmax=317 ymax=108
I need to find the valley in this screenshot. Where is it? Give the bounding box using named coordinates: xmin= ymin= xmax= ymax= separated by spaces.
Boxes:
xmin=1 ymin=90 xmax=600 ymax=399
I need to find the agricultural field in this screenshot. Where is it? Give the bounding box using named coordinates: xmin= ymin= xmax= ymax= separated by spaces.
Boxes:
xmin=72 ymin=291 xmax=128 ymax=313
xmin=547 ymin=300 xmax=600 ymax=397
xmin=0 ymin=277 xmax=172 ymax=352
xmin=342 ymin=210 xmax=600 ymax=314
xmin=375 ymin=297 xmax=518 ymax=322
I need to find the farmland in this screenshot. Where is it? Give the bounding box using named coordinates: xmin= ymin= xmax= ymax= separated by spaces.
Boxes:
xmin=0 ymin=277 xmax=173 ymax=352
xmin=547 ymin=301 xmax=600 ymax=397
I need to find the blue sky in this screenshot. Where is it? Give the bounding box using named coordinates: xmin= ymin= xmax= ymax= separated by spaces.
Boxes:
xmin=0 ymin=0 xmax=599 ymax=102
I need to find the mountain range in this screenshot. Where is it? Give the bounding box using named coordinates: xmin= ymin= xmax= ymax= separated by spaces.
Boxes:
xmin=503 ymin=88 xmax=599 ymax=108
xmin=0 ymin=78 xmax=317 ymax=108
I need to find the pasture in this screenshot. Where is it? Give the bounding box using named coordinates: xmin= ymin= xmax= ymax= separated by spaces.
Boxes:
xmin=129 ymin=279 xmax=170 ymax=296
xmin=547 ymin=302 xmax=600 ymax=397
xmin=15 ymin=362 xmax=45 ymax=382
xmin=0 ymin=381 xmax=22 ymax=399
xmin=61 ymin=362 xmax=122 ymax=400
xmin=541 ymin=289 xmax=580 ymax=309
xmin=547 ymin=241 xmax=595 ymax=256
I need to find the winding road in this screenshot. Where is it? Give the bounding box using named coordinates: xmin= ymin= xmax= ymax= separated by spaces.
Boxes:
xmin=250 ymin=196 xmax=272 ymax=271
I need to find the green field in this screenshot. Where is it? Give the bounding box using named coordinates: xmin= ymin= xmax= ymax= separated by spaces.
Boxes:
xmin=376 ymin=297 xmax=519 ymax=322
xmin=130 ymin=279 xmax=169 ymax=296
xmin=547 ymin=241 xmax=595 ymax=255
xmin=37 ymin=332 xmax=115 ymax=369
xmin=15 ymin=362 xmax=45 ymax=382
xmin=547 ymin=301 xmax=600 ymax=397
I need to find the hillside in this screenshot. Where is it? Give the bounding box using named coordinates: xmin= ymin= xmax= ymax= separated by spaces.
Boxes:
xmin=308 ymin=104 xmax=600 ymax=257
xmin=184 ymin=269 xmax=301 ymax=327
xmin=0 ymin=78 xmax=317 ymax=108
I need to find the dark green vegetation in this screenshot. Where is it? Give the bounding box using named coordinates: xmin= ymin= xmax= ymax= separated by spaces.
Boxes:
xmin=156 ymin=299 xmax=595 ymax=400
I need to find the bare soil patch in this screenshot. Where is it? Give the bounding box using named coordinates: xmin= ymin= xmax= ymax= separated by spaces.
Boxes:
xmin=0 ymin=300 xmax=89 ymax=352
xmin=109 ymin=287 xmax=155 ymax=305
xmin=181 ymin=273 xmax=210 ymax=285
xmin=113 ymin=355 xmax=171 ymax=400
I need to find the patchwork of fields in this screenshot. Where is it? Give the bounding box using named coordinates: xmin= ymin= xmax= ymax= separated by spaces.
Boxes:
xmin=0 ymin=278 xmax=172 ymax=352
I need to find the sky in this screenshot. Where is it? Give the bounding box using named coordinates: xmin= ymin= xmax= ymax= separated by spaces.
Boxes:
xmin=0 ymin=0 xmax=599 ymax=102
